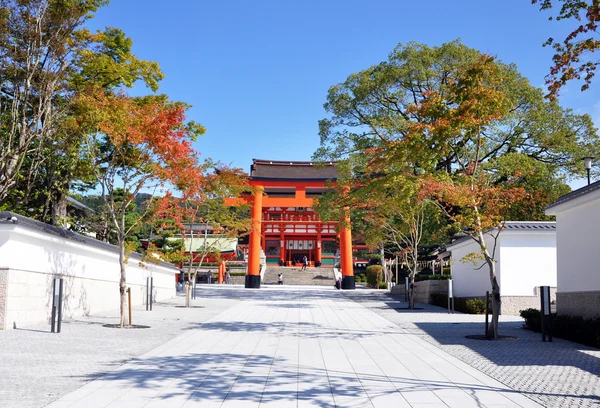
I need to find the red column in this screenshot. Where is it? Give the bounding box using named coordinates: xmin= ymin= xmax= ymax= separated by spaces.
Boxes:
xmin=339 ymin=211 xmax=355 ymax=289
xmin=316 ymin=227 xmax=322 ymax=265
xmin=279 ymin=229 xmax=285 ymax=265
xmin=218 ymin=260 xmax=224 ymax=284
xmin=246 ymin=186 xmax=263 ymax=288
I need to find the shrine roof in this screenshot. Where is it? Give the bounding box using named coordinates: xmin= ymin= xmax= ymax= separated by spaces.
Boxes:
xmin=250 ymin=159 xmax=338 ymax=181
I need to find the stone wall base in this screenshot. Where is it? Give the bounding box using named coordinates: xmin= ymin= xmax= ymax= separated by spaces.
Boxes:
xmin=390 ymin=280 xmax=448 ymax=304
xmin=557 ymin=291 xmax=600 ymax=319
xmin=500 ymin=296 xmax=539 ymax=315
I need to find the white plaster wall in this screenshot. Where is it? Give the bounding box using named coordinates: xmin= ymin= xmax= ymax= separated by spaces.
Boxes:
xmin=0 ymin=223 xmax=176 ymax=329
xmin=552 ymin=199 xmax=600 ymax=293
xmin=499 ymin=232 xmax=557 ymax=296
xmin=449 ymin=235 xmax=499 ymax=298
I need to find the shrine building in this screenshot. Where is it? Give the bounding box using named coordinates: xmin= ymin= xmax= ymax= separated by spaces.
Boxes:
xmin=236 ymin=159 xmax=355 ymax=290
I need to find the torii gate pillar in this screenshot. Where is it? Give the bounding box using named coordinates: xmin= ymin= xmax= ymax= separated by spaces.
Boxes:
xmin=246 ymin=186 xmax=263 ymax=288
xmin=340 ymin=211 xmax=355 ymax=289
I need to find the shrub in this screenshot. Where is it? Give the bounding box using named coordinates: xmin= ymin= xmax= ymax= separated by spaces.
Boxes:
xmin=229 ymin=272 xmax=246 ymax=277
xmin=461 ymin=299 xmax=486 ymax=314
xmin=415 ymin=274 xmax=452 ymax=282
xmin=520 ymin=308 xmax=600 ymax=349
xmin=366 ymin=265 xmax=382 ymax=288
xmin=355 ymin=274 xmax=365 ymax=283
xmin=378 ymin=281 xmax=388 ymax=289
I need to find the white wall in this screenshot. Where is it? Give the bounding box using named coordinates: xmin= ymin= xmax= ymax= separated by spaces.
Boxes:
xmin=449 ymin=235 xmax=499 ymax=298
xmin=499 ymin=232 xmax=557 ymax=296
xmin=448 ymin=230 xmax=556 ymax=299
xmin=0 ymin=220 xmax=176 ymax=330
xmin=551 ymin=199 xmax=600 ymax=293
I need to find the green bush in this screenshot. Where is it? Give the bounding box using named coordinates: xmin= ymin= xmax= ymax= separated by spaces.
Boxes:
xmin=520 ymin=308 xmax=600 ymax=349
xmin=378 ymin=281 xmax=388 ymax=289
xmin=354 ymin=274 xmax=365 ymax=283
xmin=415 ymin=274 xmax=452 ymax=281
xmin=431 ymin=295 xmax=486 ymax=314
xmin=460 ymin=299 xmax=486 ymax=314
xmin=366 ymin=265 xmax=382 ymax=288
xmin=229 ymin=272 xmax=246 ymax=277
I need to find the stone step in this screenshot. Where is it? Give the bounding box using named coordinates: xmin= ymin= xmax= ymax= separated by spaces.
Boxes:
xmin=263 ymin=266 xmax=336 ymax=286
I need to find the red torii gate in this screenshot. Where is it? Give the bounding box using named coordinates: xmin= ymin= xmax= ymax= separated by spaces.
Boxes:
xmin=228 ymin=160 xmax=355 ymax=289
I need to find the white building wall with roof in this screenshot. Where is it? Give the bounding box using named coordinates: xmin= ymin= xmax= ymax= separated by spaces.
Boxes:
xmin=447 ymin=223 xmax=556 ymax=315
xmin=546 ymin=186 xmax=600 ymax=318
xmin=0 ymin=213 xmax=177 ymax=330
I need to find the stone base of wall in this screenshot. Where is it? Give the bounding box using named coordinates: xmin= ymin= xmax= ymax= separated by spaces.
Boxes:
xmin=557 ymin=291 xmax=600 ymax=319
xmin=229 ymin=276 xmax=246 ymax=285
xmin=390 ymin=280 xmax=448 ymax=304
xmin=500 ymin=296 xmax=539 ymax=315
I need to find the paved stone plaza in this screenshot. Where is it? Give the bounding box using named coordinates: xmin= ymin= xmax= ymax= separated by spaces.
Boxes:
xmin=0 ymin=286 xmax=598 ymax=407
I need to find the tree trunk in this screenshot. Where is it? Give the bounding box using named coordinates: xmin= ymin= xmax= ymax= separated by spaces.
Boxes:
xmin=118 ymin=237 xmax=127 ymax=328
xmin=408 ymin=265 xmax=417 ymax=310
xmin=488 ymin=260 xmax=500 ymax=339
xmin=380 ymin=243 xmax=389 ymax=282
xmin=51 ymin=192 xmax=68 ymax=227
xmin=476 ymin=229 xmax=500 ymax=339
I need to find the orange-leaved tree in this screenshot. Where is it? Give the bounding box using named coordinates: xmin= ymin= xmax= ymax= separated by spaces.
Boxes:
xmin=533 ymin=0 xmax=600 ymax=98
xmin=81 ymin=89 xmax=205 ymax=327
xmin=415 ymin=55 xmax=533 ymax=338
xmin=151 ymin=162 xmax=250 ymax=301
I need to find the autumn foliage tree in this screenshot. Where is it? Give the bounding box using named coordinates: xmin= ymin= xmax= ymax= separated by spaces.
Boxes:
xmin=80 ymin=89 xmax=204 ymax=327
xmin=151 ymin=163 xmax=250 ymax=290
xmin=314 ymin=41 xmax=592 ymax=336
xmin=534 ymin=0 xmax=600 ymax=97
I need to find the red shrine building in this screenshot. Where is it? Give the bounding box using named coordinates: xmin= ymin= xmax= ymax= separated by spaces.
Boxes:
xmin=232 ymin=159 xmax=355 ymax=289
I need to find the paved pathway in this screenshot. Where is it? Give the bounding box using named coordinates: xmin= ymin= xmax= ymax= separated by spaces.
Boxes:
xmin=45 ymin=286 xmax=541 ymax=408
xmin=345 ymin=290 xmax=600 ymax=408
xmin=0 ymin=287 xmax=241 ymax=408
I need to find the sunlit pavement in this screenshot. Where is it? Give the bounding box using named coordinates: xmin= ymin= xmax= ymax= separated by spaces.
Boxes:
xmin=45 ymin=285 xmax=542 ymax=408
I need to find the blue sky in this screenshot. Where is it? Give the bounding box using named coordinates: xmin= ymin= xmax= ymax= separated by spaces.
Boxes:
xmin=87 ymin=0 xmax=598 ymax=189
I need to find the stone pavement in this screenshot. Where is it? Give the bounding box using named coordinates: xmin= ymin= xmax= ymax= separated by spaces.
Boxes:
xmin=43 ymin=286 xmax=542 ymax=407
xmin=0 ymin=287 xmax=242 ymax=408
xmin=344 ymin=290 xmax=600 ymax=408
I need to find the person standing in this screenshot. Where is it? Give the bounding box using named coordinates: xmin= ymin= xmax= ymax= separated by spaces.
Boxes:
xmin=226 ymin=269 xmax=230 ymax=284
xmin=278 ymin=272 xmax=283 ymax=285
xmin=302 ymin=255 xmax=307 ymax=271
xmin=207 ymin=270 xmax=212 ymax=284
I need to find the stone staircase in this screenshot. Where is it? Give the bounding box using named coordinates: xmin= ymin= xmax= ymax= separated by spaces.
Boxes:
xmin=263 ymin=266 xmax=336 ymax=286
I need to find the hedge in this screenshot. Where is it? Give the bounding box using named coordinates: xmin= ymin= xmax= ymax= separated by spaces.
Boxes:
xmin=520 ymin=308 xmax=600 ymax=349
xmin=415 ymin=274 xmax=452 ymax=282
xmin=366 ymin=265 xmax=382 ymax=288
xmin=378 ymin=281 xmax=388 ymax=289
xmin=431 ymin=294 xmax=486 ymax=314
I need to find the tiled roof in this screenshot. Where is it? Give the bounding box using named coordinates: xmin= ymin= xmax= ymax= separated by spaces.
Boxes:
xmin=446 ymin=221 xmax=556 ymax=248
xmin=250 ymin=159 xmax=338 ymax=180
xmin=503 ymin=222 xmax=556 ymax=230
xmin=0 ymin=211 xmax=177 ymax=269
xmin=545 ymin=179 xmax=600 ymax=210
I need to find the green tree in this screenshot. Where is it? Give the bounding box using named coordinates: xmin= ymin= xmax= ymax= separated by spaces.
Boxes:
xmin=316 ymin=40 xmax=598 ymax=210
